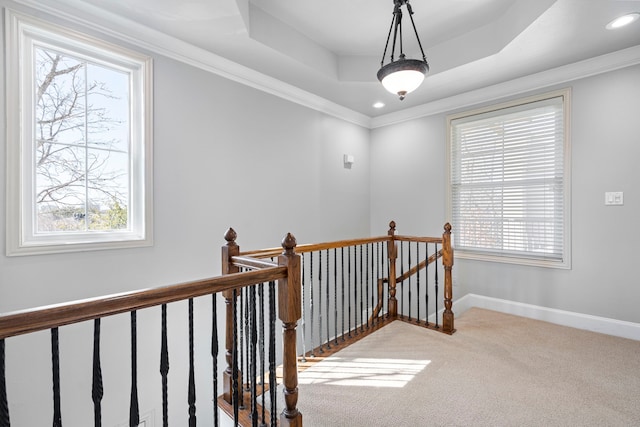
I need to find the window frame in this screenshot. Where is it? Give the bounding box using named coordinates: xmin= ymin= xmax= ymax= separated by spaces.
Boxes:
xmin=446 ymin=89 xmax=571 ymax=269
xmin=5 ymin=10 xmax=153 ymax=256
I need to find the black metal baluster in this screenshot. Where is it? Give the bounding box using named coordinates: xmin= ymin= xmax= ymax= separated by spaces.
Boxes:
xmin=376 ymin=242 xmax=381 ymax=325
xmin=360 ymin=244 xmax=364 ymax=333
xmin=434 ymin=243 xmax=439 ymax=329
xmin=408 ymin=240 xmax=412 ymax=321
xmin=309 ymin=252 xmax=315 ymax=357
xmin=348 ymin=246 xmax=352 ymax=337
xmin=0 ymin=339 xmax=9 ymax=427
xmin=385 ymin=243 xmax=389 ymax=318
xmin=386 ymin=242 xmax=390 ymax=318
xmin=318 ymin=250 xmax=324 ymax=352
xmin=240 ymin=289 xmax=248 ymax=406
xmin=51 ymin=328 xmax=62 ymax=427
xmin=300 ymin=254 xmax=307 ymax=363
xmin=238 ymin=288 xmax=245 ymax=409
xmin=400 ymin=241 xmax=405 ymax=319
xmin=188 ymin=299 xmax=196 ymax=426
xmin=249 ymin=285 xmax=258 ymax=427
xmin=268 ymin=282 xmax=277 ymax=427
xmin=244 ymin=287 xmax=250 ymax=394
xmin=381 ymin=242 xmax=386 ymax=322
xmin=325 ymin=249 xmax=331 ymax=349
xmin=374 ymin=243 xmax=379 ymax=326
xmin=416 ymin=242 xmax=421 ymax=324
xmin=353 ymin=245 xmax=358 ymax=335
xmin=232 ymin=289 xmax=239 ymax=425
xmin=375 ymin=242 xmax=384 ymax=324
xmin=370 ymin=243 xmax=375 ymax=327
xmin=92 ymin=319 xmax=103 ymax=427
xmin=258 ymin=283 xmax=266 ymax=427
xmin=130 ymin=312 xmax=139 ymax=427
xmin=212 ymin=294 xmax=219 ymax=427
xmin=333 ymin=248 xmax=338 ymax=345
xmin=341 ymin=247 xmax=346 ymax=341
xmin=365 ymin=244 xmax=370 ymax=329
xmin=425 ymin=242 xmax=430 ymax=327
xmin=160 ymin=305 xmax=170 ymax=427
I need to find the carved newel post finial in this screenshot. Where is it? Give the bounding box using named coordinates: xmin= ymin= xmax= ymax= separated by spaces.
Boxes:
xmin=224 ymin=227 xmax=237 ymax=246
xmin=282 ymin=232 xmax=297 ymax=255
xmin=389 ymin=220 xmax=396 ymax=233
xmin=444 ymin=222 xmax=452 ymax=233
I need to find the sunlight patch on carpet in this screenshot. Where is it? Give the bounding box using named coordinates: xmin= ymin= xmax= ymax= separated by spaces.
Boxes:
xmin=298 ymin=357 xmax=431 ymax=388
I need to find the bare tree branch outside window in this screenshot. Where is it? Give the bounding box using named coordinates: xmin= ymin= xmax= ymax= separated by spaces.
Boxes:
xmin=34 ymin=47 xmax=130 ymax=232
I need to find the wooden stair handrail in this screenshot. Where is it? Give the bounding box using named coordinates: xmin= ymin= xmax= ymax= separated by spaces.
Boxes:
xmin=230 ymin=255 xmax=279 ymax=270
xmin=0 ymin=266 xmax=287 ymax=340
xmin=239 ymin=236 xmax=391 ymax=258
xmin=393 ymin=235 xmax=443 ymax=244
xmin=395 ymin=250 xmax=442 ymax=283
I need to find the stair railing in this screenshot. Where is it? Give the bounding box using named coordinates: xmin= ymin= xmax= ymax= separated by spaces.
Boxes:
xmin=0 ymin=230 xmax=300 ymax=427
xmin=219 ymin=228 xmax=303 ymax=427
xmin=241 ymin=221 xmax=455 ymax=362
xmin=387 ymin=222 xmax=455 ymax=334
xmin=0 ymin=221 xmax=452 ymax=427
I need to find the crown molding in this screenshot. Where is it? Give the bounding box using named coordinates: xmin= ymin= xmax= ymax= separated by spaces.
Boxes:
xmin=9 ymin=0 xmax=640 ymax=131
xmin=9 ymin=0 xmax=372 ymax=128
xmin=371 ymin=44 xmax=640 ymax=128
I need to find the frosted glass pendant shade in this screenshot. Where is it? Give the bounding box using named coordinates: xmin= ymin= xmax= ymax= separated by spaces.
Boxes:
xmin=377 ymin=58 xmax=429 ymax=100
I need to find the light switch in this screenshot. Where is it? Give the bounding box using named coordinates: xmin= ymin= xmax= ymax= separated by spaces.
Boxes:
xmin=343 ymin=154 xmax=355 ymax=169
xmin=605 ymin=191 xmax=624 ymax=206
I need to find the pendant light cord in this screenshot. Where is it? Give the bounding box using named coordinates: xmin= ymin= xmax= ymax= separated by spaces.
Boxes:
xmin=406 ymin=1 xmax=428 ymax=62
xmin=380 ymin=0 xmax=403 ymax=66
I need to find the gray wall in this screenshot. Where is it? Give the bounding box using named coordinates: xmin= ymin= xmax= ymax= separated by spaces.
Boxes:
xmin=0 ymin=5 xmax=370 ymax=425
xmin=0 ymin=56 xmax=371 ymax=313
xmin=370 ymin=64 xmax=640 ymax=324
xmin=2 ymin=2 xmax=639 ymax=424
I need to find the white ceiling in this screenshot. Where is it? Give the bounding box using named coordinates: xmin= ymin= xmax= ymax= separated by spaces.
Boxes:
xmin=19 ymin=0 xmax=640 ymax=120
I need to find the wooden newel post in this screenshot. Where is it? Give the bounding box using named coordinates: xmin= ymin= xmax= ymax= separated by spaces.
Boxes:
xmin=278 ymin=233 xmax=303 ymax=427
xmin=387 ymin=221 xmax=398 ymax=318
xmin=442 ymin=223 xmax=455 ymax=334
xmin=221 ymin=228 xmax=240 ymax=404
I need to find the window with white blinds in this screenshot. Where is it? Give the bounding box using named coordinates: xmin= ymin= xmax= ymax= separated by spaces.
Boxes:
xmin=448 ymin=90 xmax=571 ymax=268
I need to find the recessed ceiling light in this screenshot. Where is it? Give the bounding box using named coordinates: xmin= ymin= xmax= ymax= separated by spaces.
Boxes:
xmin=606 ymin=13 xmax=640 ymax=30
xmin=373 ymin=102 xmax=385 ymax=109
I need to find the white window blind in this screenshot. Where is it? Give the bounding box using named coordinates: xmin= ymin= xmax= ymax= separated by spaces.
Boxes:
xmin=449 ymin=93 xmax=570 ymax=267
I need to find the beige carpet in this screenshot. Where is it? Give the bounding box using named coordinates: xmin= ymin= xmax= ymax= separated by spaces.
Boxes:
xmin=295 ymin=308 xmax=640 ymax=426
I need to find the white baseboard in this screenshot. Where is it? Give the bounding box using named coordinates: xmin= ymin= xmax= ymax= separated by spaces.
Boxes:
xmin=452 ymin=294 xmax=640 ymax=341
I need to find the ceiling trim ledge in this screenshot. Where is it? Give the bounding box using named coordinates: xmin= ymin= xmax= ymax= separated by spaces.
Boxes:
xmin=10 ymin=0 xmax=372 ymax=129
xmin=8 ymin=0 xmax=639 ymax=131
xmin=370 ymin=44 xmax=640 ymax=129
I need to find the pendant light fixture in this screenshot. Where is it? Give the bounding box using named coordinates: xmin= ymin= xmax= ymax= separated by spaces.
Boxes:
xmin=377 ymin=0 xmax=429 ymax=100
